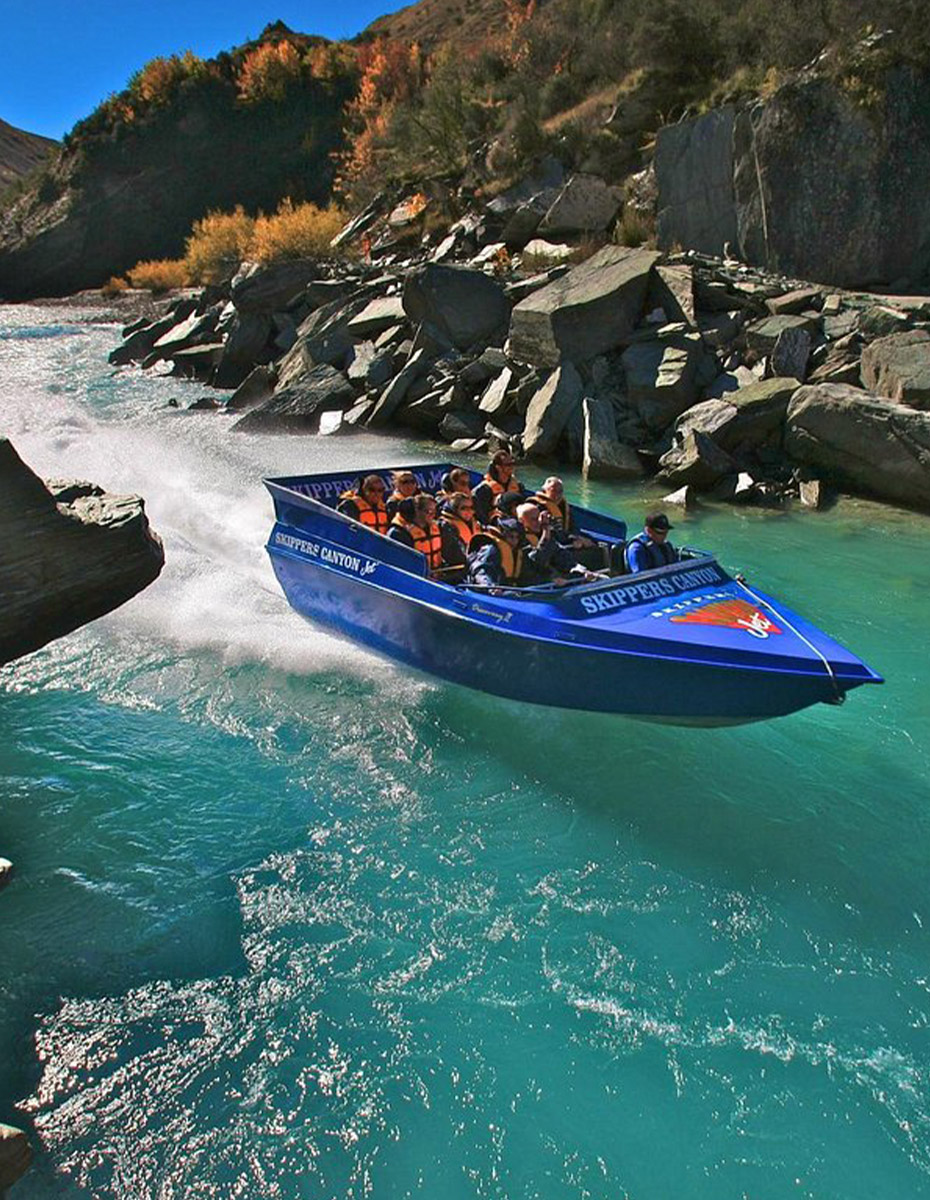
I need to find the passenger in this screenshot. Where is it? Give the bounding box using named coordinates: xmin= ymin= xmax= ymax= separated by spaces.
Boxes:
xmin=436 ymin=467 xmax=473 ymax=504
xmin=533 ymin=475 xmax=614 ymax=571
xmin=336 ymin=474 xmax=389 ymax=534
xmin=516 ymin=502 xmax=577 ymax=583
xmin=386 ymin=470 xmax=420 ymax=520
xmin=625 ymin=512 xmax=679 ymax=574
xmin=488 ymin=489 xmax=523 ymax=527
xmin=439 ymin=492 xmax=478 ymax=571
xmin=473 ymin=450 xmax=525 ymax=526
xmin=466 ymin=518 xmax=524 ymax=589
xmin=388 ymin=494 xmax=443 ymax=574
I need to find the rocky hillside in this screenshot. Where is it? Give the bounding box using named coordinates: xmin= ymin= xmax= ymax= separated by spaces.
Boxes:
xmin=0 ymin=118 xmax=56 ymax=192
xmin=0 ymin=26 xmax=355 ymax=299
xmin=364 ymin=0 xmax=538 ymax=51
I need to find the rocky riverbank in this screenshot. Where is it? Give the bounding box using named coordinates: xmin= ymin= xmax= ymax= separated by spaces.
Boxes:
xmin=104 ymin=174 xmax=930 ymax=515
xmin=0 ymin=437 xmax=165 ymax=667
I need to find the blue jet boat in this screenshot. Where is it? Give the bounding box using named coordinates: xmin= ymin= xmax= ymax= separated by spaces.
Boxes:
xmin=265 ymin=463 xmax=883 ymax=725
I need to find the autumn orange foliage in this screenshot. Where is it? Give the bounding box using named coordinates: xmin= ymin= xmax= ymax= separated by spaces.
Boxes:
xmin=237 ymin=41 xmax=303 ymax=103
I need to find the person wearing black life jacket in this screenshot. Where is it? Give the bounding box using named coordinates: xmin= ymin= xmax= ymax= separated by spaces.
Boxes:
xmin=388 ymin=494 xmax=443 ymax=574
xmin=336 ymin=474 xmax=389 ymax=535
xmin=385 ymin=470 xmax=420 ymax=521
xmin=466 ymin=518 xmax=524 ymax=590
xmin=625 ymin=512 xmax=679 ymax=574
xmin=439 ymin=492 xmax=478 ymax=572
xmin=473 ymin=450 xmax=525 ymax=526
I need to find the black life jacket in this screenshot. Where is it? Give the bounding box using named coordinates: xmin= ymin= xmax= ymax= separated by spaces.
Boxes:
xmin=624 ymin=533 xmax=676 ymax=573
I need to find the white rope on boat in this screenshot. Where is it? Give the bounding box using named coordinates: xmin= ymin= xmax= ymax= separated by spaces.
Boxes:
xmin=735 ymin=575 xmax=845 ymax=704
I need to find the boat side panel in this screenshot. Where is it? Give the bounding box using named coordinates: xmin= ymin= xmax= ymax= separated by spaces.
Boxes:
xmin=268 ymin=547 xmax=849 ymax=721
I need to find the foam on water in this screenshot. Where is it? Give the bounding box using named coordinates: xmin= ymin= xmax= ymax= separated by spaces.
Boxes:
xmin=3 ymin=305 xmax=930 ymax=1198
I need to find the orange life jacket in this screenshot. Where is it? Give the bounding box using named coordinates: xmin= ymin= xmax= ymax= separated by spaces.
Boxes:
xmin=341 ymin=490 xmax=389 ymax=535
xmin=442 ymin=515 xmax=476 ymax=550
xmin=392 ymin=514 xmax=442 ymax=570
xmin=533 ymin=491 xmax=570 ymax=530
xmin=483 ymin=472 xmax=521 ymax=497
xmin=471 ymin=530 xmax=523 ymax=584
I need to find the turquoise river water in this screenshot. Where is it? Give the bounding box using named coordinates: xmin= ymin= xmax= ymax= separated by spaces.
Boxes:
xmin=1 ymin=304 xmax=929 ymax=1199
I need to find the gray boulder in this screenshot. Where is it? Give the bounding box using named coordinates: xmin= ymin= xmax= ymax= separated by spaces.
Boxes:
xmin=403 ymin=265 xmax=509 ymax=350
xmin=214 ymin=312 xmax=273 ymax=387
xmin=478 ymin=368 xmax=514 ymax=416
xmin=538 ymin=174 xmax=623 ymax=237
xmin=785 ymin=383 xmax=930 ymax=510
xmin=226 ymin=364 xmax=276 ymax=412
xmin=523 ymin=362 xmax=583 ymax=458
xmin=745 ymin=314 xmax=819 ymax=359
xmin=622 ymin=331 xmax=703 ymax=431
xmin=860 ymin=329 xmax=930 ymax=408
xmin=347 ymin=295 xmax=406 ymax=339
xmin=277 ymin=292 xmax=373 ymax=386
xmin=673 ymin=376 xmax=800 ymax=453
xmin=766 ymin=288 xmax=823 ymax=316
xmin=230 ymin=259 xmax=319 ymax=314
xmin=108 ymin=312 xmax=179 ymax=366
xmin=657 ymin=430 xmax=736 ymax=488
xmin=233 ymin=365 xmax=355 ymax=432
xmin=367 ymin=349 xmax=428 ymax=426
xmin=0 ymin=1123 xmax=31 ymax=1192
xmin=771 ymin=325 xmax=811 ymax=381
xmin=0 ymin=439 xmax=164 ymax=666
xmin=582 ymin=396 xmax=644 ymax=480
xmin=509 ymin=245 xmax=660 ymax=368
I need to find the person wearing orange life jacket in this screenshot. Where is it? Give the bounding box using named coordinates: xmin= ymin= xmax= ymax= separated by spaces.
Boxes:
xmin=388 ymin=494 xmax=443 ymax=573
xmin=439 ymin=492 xmax=478 ymax=572
xmin=385 ymin=470 xmax=420 ymax=521
xmin=336 ymin=474 xmax=389 ymax=535
xmin=466 ymin=519 xmax=525 ymax=589
xmin=473 ymin=449 xmax=525 ymax=526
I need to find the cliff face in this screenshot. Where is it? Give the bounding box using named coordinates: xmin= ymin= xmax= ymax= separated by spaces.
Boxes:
xmin=0 ymin=117 xmax=57 ymax=192
xmin=0 ymin=439 xmax=165 ymax=666
xmin=0 ymin=43 xmax=352 ymax=300
xmin=656 ymin=64 xmax=930 ymax=289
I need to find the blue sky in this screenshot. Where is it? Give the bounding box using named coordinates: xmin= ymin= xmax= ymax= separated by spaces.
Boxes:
xmin=2 ymin=0 xmax=407 ymax=140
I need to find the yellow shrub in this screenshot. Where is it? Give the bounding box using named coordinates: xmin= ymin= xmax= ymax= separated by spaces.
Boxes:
xmin=133 ymin=51 xmax=204 ymax=107
xmin=125 ymin=259 xmax=190 ymax=293
xmin=249 ymin=199 xmax=347 ymax=263
xmin=101 ymin=275 xmax=129 ymax=296
xmin=184 ymin=206 xmax=255 ymax=283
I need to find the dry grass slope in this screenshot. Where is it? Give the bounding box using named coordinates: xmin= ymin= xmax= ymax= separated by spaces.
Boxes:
xmin=0 ymin=118 xmax=57 ymax=191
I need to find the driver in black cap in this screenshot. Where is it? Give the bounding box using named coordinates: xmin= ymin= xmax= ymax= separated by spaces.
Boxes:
xmin=625 ymin=512 xmax=678 ymax=574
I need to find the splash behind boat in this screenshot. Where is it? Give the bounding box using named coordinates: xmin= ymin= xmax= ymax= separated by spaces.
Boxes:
xmin=265 ymin=463 xmax=883 ymax=726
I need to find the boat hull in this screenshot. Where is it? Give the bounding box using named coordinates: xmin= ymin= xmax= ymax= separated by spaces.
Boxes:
xmin=269 ymin=546 xmax=865 ymax=725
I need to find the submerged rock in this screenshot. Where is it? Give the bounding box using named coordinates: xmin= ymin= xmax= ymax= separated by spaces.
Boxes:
xmin=0 ymin=1122 xmax=31 ymax=1192
xmin=0 ymin=439 xmax=164 ymax=666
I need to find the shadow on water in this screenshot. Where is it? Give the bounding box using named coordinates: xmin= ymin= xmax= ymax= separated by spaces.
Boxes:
xmin=411 ymin=677 xmax=930 ymax=937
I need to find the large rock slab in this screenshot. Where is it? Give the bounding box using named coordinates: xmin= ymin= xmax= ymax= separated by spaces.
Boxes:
xmin=347 ymin=295 xmax=406 ymax=339
xmin=509 ymin=246 xmax=660 ymax=368
xmin=657 ymin=430 xmax=736 ymax=488
xmin=522 ymin=362 xmax=583 ymax=458
xmin=0 ymin=439 xmax=164 ymax=666
xmin=785 ymin=383 xmax=930 ymax=510
xmin=860 ymin=329 xmax=930 ymax=408
xmin=655 ymin=105 xmax=739 ymax=257
xmin=402 ymin=265 xmax=509 ymax=350
xmin=367 ymin=349 xmax=427 ymax=427
xmin=745 ymin=314 xmax=819 ymax=358
xmin=276 ymin=292 xmax=373 ymax=386
xmin=230 ymin=259 xmax=319 ymax=314
xmin=582 ymin=396 xmax=644 ymax=479
xmin=621 ymin=331 xmax=703 ymax=431
xmin=233 ymin=364 xmax=354 ymax=432
xmin=733 ymin=67 xmax=930 ymax=287
xmin=538 ymin=173 xmax=622 ymax=237
xmin=0 ymin=1122 xmax=32 ymax=1192
xmin=673 ymin=376 xmax=800 ymax=452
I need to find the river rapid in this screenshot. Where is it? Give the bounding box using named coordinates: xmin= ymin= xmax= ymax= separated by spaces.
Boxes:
xmin=1 ymin=303 xmax=929 ymax=1199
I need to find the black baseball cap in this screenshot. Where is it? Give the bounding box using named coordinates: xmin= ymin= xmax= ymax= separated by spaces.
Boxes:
xmin=645 ymin=512 xmax=673 ymax=531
